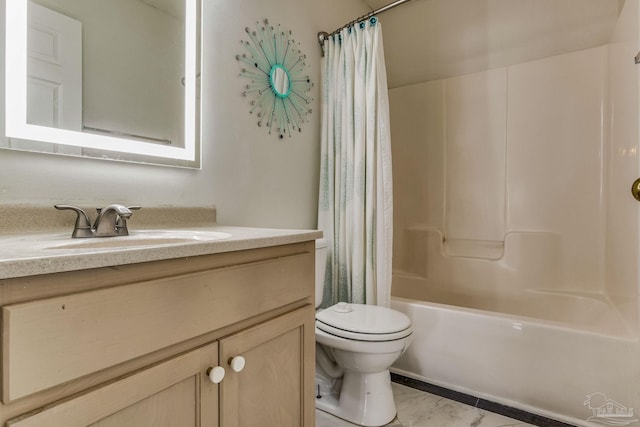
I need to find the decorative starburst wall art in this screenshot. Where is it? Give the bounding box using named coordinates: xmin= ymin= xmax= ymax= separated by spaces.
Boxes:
xmin=236 ymin=19 xmax=314 ymax=139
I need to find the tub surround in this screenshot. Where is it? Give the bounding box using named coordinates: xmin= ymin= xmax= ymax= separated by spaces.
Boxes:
xmin=391 ymin=45 xmax=611 ymax=296
xmin=391 ymin=229 xmax=634 ymax=338
xmin=388 ymin=0 xmax=640 ymax=424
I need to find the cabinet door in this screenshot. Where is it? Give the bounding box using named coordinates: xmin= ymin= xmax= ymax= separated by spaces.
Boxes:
xmin=219 ymin=305 xmax=315 ymax=427
xmin=7 ymin=343 xmax=220 ymax=427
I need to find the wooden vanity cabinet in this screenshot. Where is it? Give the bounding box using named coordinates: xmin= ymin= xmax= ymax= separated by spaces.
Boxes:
xmin=7 ymin=342 xmax=220 ymax=427
xmin=0 ymin=241 xmax=316 ymax=427
xmin=219 ymin=306 xmax=313 ymax=427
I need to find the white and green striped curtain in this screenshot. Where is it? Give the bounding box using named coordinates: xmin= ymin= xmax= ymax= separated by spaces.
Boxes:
xmin=318 ymin=18 xmax=393 ymax=308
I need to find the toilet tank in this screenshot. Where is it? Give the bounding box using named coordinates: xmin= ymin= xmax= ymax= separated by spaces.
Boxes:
xmin=315 ymin=238 xmax=328 ymax=308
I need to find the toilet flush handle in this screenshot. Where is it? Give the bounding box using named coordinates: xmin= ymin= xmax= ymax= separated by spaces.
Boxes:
xmin=206 ymin=366 xmax=226 ymax=384
xmin=229 ymin=356 xmax=246 ymax=373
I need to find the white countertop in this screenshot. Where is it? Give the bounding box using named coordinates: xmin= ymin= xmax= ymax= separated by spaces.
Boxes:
xmin=0 ymin=226 xmax=322 ymax=279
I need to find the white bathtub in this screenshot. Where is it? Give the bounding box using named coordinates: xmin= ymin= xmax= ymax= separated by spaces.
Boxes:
xmin=391 ymin=283 xmax=640 ymax=426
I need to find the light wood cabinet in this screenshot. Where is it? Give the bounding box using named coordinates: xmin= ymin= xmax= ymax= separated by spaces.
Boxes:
xmin=8 ymin=342 xmax=219 ymax=427
xmin=0 ymin=242 xmax=316 ymax=427
xmin=219 ymin=306 xmax=314 ymax=427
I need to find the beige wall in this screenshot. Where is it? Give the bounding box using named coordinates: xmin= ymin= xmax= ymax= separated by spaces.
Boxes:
xmin=0 ymin=0 xmax=369 ymax=229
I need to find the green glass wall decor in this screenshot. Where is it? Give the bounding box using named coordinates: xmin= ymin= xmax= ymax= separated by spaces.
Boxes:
xmin=237 ymin=19 xmax=314 ymax=139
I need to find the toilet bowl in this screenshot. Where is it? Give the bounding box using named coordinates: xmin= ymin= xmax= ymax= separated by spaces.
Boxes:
xmin=314 ymin=239 xmax=413 ymax=427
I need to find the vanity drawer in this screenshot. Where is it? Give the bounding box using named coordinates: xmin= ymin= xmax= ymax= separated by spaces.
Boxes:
xmin=2 ymin=251 xmax=313 ymax=402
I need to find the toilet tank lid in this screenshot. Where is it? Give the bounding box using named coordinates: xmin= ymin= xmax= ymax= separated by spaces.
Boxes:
xmin=316 ymin=303 xmax=411 ymax=335
xmin=316 ymin=238 xmax=328 ymax=249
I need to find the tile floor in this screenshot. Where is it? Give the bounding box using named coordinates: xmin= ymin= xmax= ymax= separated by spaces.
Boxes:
xmin=316 ymin=382 xmax=536 ymax=427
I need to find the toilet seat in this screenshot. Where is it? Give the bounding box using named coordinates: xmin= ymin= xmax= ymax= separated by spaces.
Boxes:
xmin=316 ymin=321 xmax=412 ymax=342
xmin=316 ymin=303 xmax=413 ymax=342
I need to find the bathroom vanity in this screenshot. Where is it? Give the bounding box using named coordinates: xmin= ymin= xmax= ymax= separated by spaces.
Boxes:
xmin=0 ymin=210 xmax=320 ymax=426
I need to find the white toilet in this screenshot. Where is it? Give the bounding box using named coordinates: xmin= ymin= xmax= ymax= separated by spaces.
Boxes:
xmin=314 ymin=238 xmax=413 ymax=427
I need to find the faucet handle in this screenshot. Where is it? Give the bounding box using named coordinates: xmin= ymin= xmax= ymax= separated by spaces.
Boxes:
xmin=96 ymin=205 xmax=139 ymax=215
xmin=54 ymin=205 xmax=92 ymax=238
xmin=115 ymin=206 xmax=142 ymax=236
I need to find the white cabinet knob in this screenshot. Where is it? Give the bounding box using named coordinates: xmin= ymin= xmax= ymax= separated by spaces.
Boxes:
xmin=228 ymin=356 xmax=246 ymax=372
xmin=206 ymin=366 xmax=226 ymax=384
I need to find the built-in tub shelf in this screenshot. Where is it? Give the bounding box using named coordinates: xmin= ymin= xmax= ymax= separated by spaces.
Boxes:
xmin=442 ymin=238 xmax=504 ymax=260
xmin=395 ymin=226 xmax=563 ymax=287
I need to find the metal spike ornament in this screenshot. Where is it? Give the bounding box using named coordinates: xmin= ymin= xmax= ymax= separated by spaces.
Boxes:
xmin=236 ymin=19 xmax=314 ymax=139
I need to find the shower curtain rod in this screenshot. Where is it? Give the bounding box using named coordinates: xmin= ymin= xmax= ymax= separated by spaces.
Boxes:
xmin=317 ymin=0 xmax=415 ymax=53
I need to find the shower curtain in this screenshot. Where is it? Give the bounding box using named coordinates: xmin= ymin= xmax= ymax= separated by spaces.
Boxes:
xmin=317 ymin=18 xmax=393 ymax=308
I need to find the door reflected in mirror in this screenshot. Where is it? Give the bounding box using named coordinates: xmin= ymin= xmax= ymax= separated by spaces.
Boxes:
xmin=4 ymin=0 xmax=201 ymax=168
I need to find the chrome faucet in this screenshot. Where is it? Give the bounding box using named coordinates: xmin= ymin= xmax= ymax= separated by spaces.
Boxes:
xmin=93 ymin=204 xmax=133 ymax=236
xmin=55 ymin=204 xmax=141 ymax=238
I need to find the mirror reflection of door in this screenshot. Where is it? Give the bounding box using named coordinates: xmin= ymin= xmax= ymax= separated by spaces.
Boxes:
xmin=27 ymin=1 xmax=82 ymax=131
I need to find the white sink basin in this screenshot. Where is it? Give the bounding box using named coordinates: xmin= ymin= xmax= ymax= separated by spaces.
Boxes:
xmin=46 ymin=230 xmax=232 ymax=250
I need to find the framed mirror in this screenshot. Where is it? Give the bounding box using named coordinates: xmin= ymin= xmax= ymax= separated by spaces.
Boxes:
xmin=3 ymin=0 xmax=201 ymax=168
xmin=270 ymin=65 xmax=290 ymax=98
